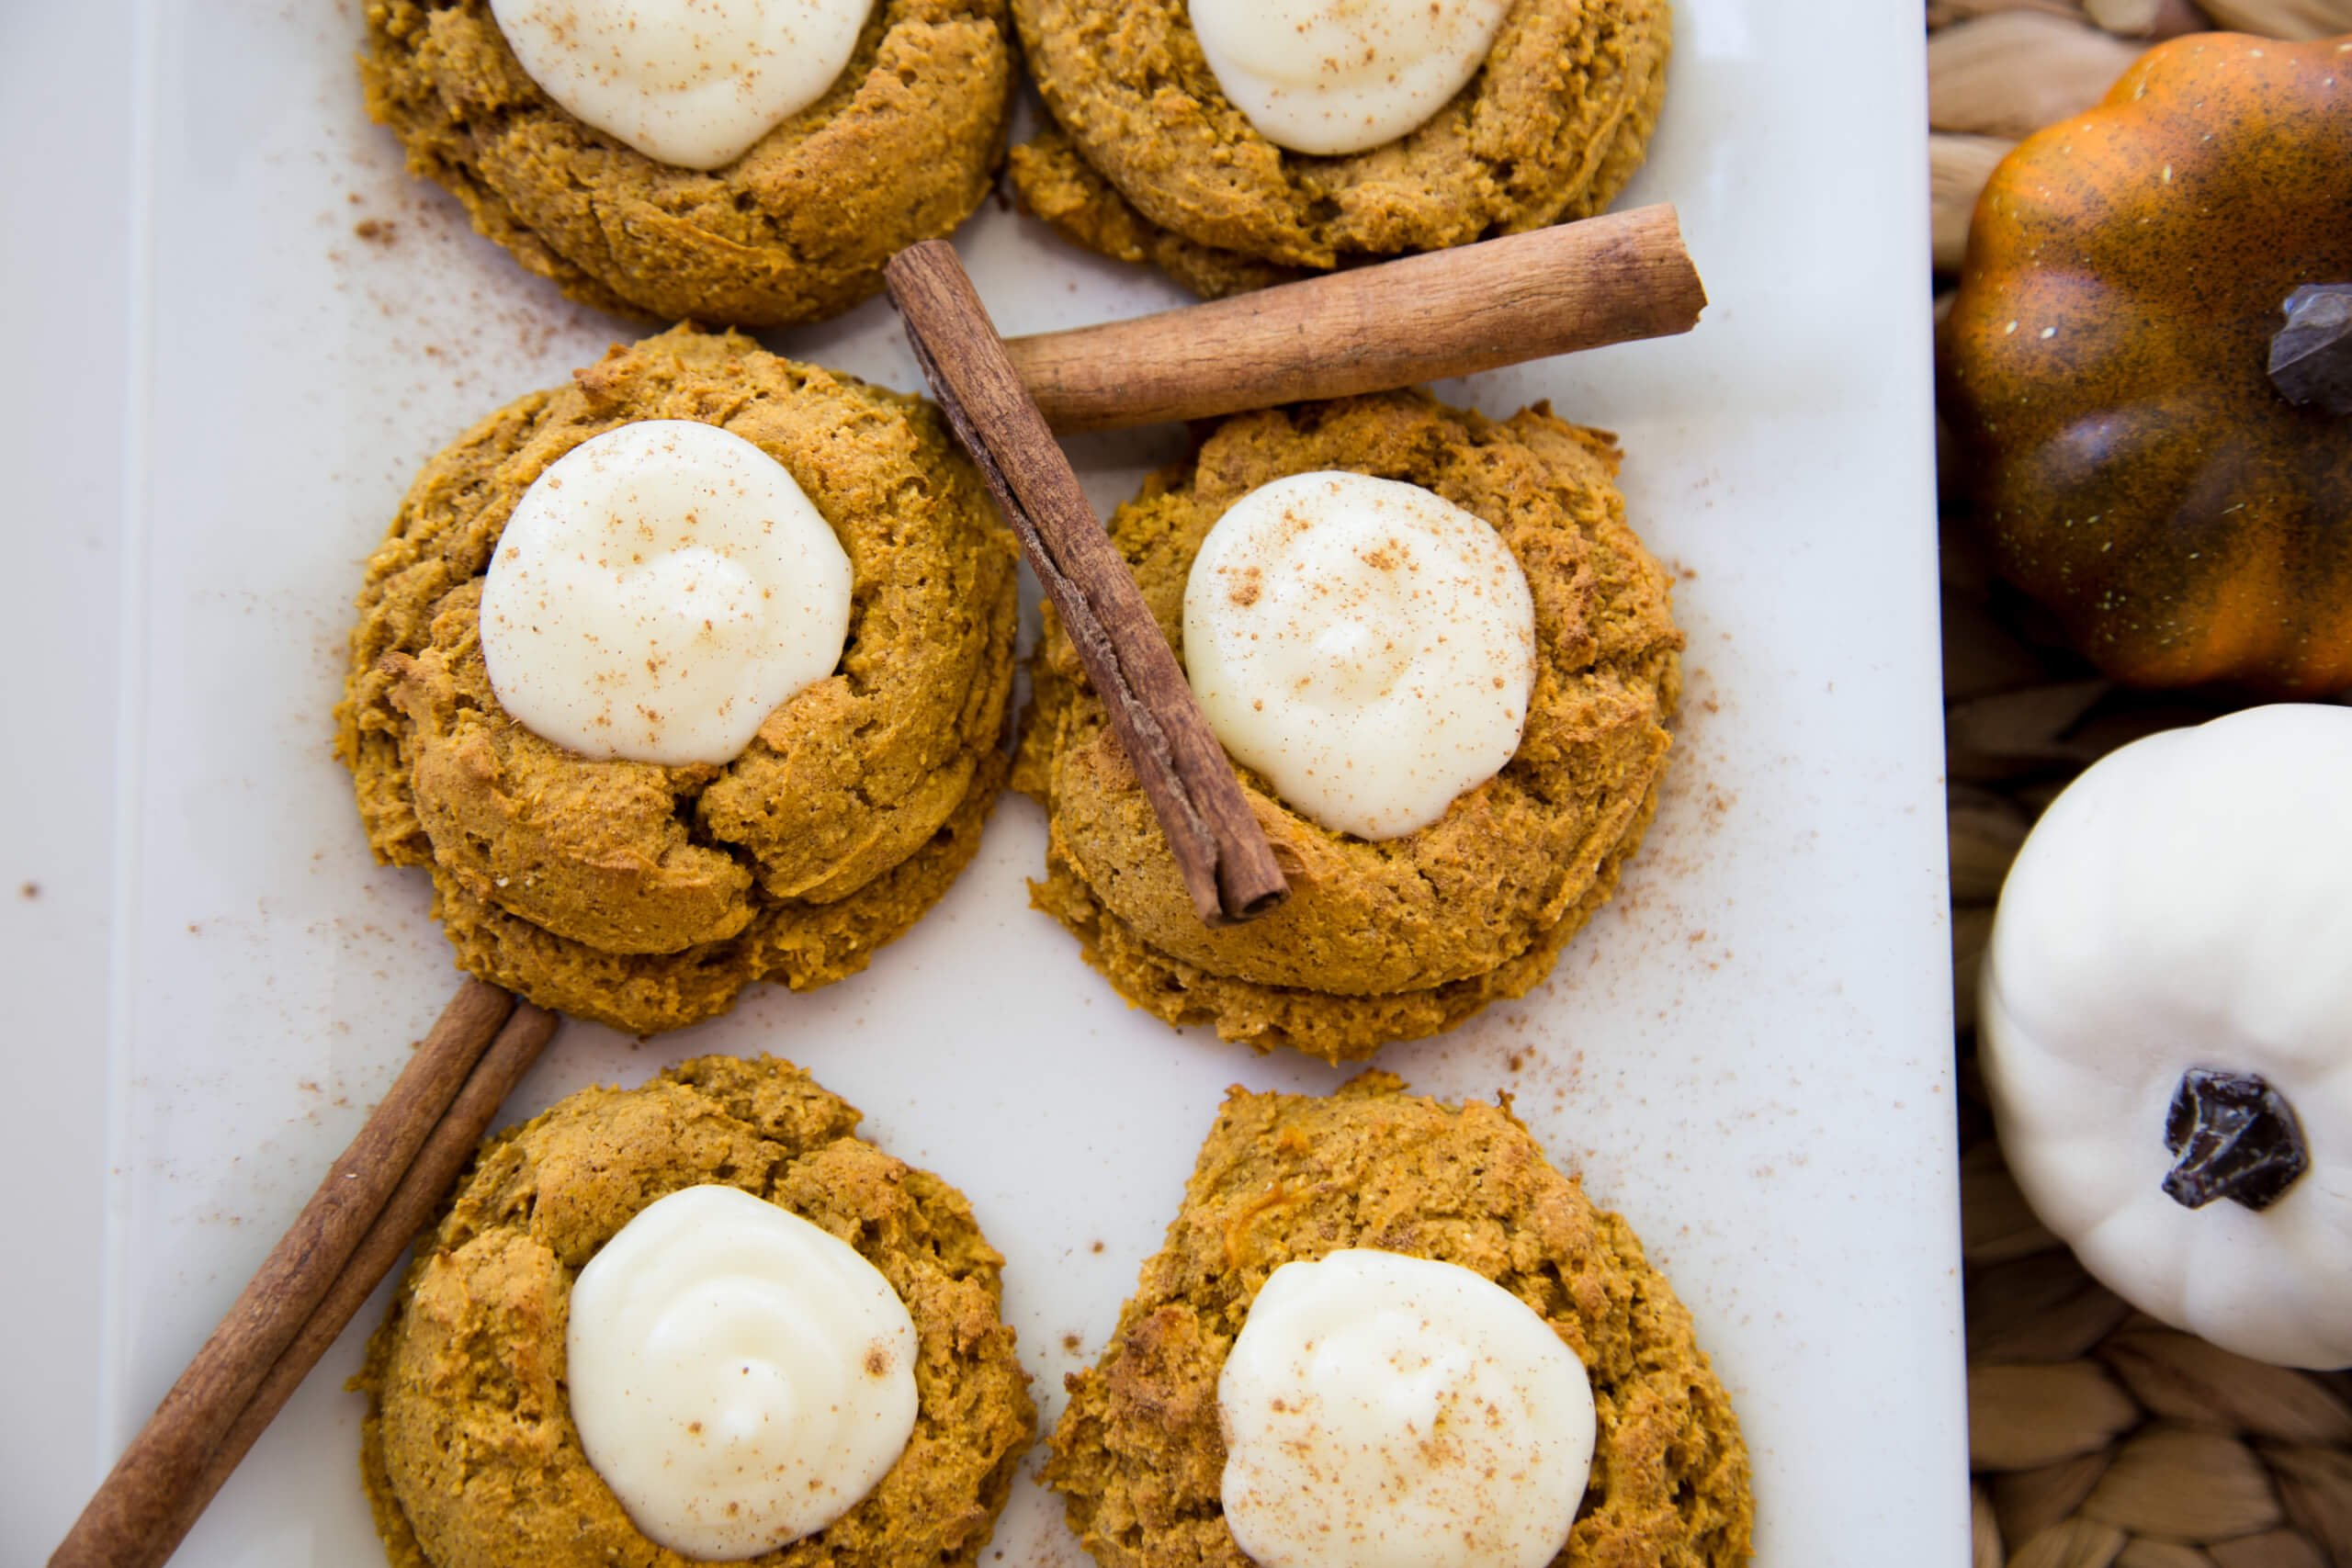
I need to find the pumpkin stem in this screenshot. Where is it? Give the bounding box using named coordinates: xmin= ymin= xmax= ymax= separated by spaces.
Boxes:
xmin=2269 ymin=285 xmax=2352 ymax=416
xmin=2162 ymin=1068 xmax=2309 ymax=1213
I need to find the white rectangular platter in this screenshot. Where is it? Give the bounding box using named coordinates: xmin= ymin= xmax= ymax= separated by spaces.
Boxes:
xmin=28 ymin=0 xmax=1965 ymax=1562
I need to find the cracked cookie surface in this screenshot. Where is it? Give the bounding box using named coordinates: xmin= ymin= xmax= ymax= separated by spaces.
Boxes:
xmin=338 ymin=326 xmax=1017 ymax=1033
xmin=1045 ymin=1075 xmax=1752 ymax=1568
xmin=1014 ymin=392 xmax=1680 ymax=1062
xmin=1007 ymin=0 xmax=1668 ymax=293
xmin=361 ymin=0 xmax=1012 ymax=326
xmin=359 ymin=1055 xmax=1037 ymax=1568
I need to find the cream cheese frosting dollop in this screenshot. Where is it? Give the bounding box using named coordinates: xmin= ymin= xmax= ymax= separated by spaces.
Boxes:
xmin=488 ymin=0 xmax=876 ymax=169
xmin=479 ymin=419 xmax=852 ymax=767
xmin=1217 ymin=1249 xmax=1598 ymax=1568
xmin=1182 ymin=470 xmax=1536 ymax=840
xmin=1186 ymin=0 xmax=1512 ymax=156
xmin=565 ymin=1184 xmax=921 ymax=1560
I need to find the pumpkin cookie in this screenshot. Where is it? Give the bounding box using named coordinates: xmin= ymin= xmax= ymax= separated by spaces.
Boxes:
xmin=360 ymin=0 xmax=1014 ymax=326
xmin=1013 ymin=392 xmax=1680 ymax=1063
xmin=1007 ymin=0 xmax=1668 ymax=297
xmin=358 ymin=1055 xmax=1037 ymax=1568
xmin=337 ymin=326 xmax=1018 ymax=1033
xmin=1046 ymin=1074 xmax=1752 ymax=1568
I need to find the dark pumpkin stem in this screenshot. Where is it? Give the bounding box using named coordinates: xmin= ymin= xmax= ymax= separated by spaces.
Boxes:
xmin=2269 ymin=284 xmax=2352 ymax=416
xmin=2162 ymin=1068 xmax=2310 ymax=1212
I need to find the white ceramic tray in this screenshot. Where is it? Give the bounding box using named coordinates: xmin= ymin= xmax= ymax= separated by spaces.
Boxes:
xmin=50 ymin=0 xmax=1963 ymax=1562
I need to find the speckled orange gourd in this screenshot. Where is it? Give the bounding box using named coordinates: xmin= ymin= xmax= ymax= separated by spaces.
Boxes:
xmin=1943 ymin=32 xmax=2352 ymax=694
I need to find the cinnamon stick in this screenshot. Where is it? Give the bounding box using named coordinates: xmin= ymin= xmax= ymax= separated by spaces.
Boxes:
xmin=886 ymin=240 xmax=1288 ymax=925
xmin=1004 ymin=205 xmax=1707 ymax=432
xmin=154 ymin=999 xmax=560 ymax=1565
xmin=50 ymin=980 xmax=522 ymax=1568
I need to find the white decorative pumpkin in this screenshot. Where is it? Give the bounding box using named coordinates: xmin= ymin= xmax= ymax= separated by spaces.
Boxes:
xmin=1981 ymin=704 xmax=2352 ymax=1370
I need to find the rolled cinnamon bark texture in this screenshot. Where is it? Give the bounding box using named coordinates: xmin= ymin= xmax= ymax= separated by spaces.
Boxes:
xmin=891 ymin=243 xmax=1295 ymax=927
xmin=51 ymin=987 xmax=560 ymax=1568
xmin=1006 ymin=204 xmax=1707 ymax=432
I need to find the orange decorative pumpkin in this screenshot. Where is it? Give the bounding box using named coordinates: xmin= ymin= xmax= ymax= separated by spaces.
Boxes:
xmin=1944 ymin=32 xmax=2352 ymax=694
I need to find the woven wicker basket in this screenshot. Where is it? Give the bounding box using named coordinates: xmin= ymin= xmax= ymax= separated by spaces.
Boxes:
xmin=1943 ymin=533 xmax=2352 ymax=1566
xmin=1928 ymin=10 xmax=2352 ymax=1562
